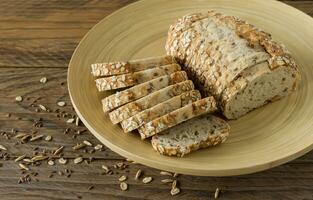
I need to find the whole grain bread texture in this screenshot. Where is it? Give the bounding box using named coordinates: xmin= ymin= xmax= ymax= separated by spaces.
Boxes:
xmin=166 ymin=11 xmax=300 ymax=119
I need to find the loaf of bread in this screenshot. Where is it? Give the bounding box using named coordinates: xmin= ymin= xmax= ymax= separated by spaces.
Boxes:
xmin=91 ymin=55 xmax=176 ymax=77
xmin=109 ymin=80 xmax=195 ymax=124
xmin=138 ymin=96 xmax=217 ymax=139
xmin=95 ymin=64 xmax=181 ymax=91
xmin=120 ymin=90 xmax=201 ymax=133
xmin=166 ymin=11 xmax=300 ymax=119
xmin=151 ymin=115 xmax=230 ymax=157
xmin=102 ymin=71 xmax=188 ymax=112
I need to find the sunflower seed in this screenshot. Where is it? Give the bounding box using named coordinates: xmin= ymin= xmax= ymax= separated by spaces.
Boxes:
xmin=172 ymin=180 xmax=177 ymax=189
xmin=83 ymin=140 xmax=92 ymax=146
xmin=0 ymin=144 xmax=7 ymax=151
xmin=38 ymin=104 xmax=47 ymax=111
xmin=142 ymin=177 xmax=153 ymax=184
xmin=160 ymin=171 xmax=172 ymax=176
xmin=170 ymin=187 xmax=180 ymax=196
xmin=58 ymin=157 xmax=67 ymax=165
xmin=53 ymin=146 xmax=64 ymax=155
xmin=57 ymin=101 xmax=66 ymax=107
xmin=75 ymin=117 xmax=80 ymax=126
xmin=23 ymin=158 xmax=33 ymax=163
xmin=19 ymin=163 xmax=29 ymax=171
xmin=214 ymin=188 xmax=220 ymax=199
xmin=40 ymin=77 xmax=47 ymax=84
xmin=45 ymin=135 xmax=52 ymax=141
xmin=15 ymin=155 xmax=26 ymax=162
xmin=94 ymin=144 xmax=103 ymax=150
xmin=66 ymin=118 xmax=75 ymax=123
xmin=29 ymin=135 xmax=44 ymax=142
xmin=161 ymin=179 xmax=174 ymax=183
xmin=31 ymin=155 xmax=48 ymax=162
xmin=72 ymin=143 xmax=86 ymax=150
xmin=48 ymin=160 xmax=55 ymax=166
xmin=15 ymin=96 xmax=23 ymax=102
xmin=134 ymin=169 xmax=142 ymax=180
xmin=74 ymin=157 xmax=83 ymax=164
xmin=118 ymin=175 xmax=127 ymax=182
xmin=120 ymin=182 xmax=128 ymax=191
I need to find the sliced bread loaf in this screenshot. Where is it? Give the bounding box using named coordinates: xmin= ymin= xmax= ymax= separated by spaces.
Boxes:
xmin=151 ymin=115 xmax=230 ymax=157
xmin=102 ymin=71 xmax=188 ymax=112
xmin=109 ymin=80 xmax=195 ymax=124
xmin=95 ymin=64 xmax=181 ymax=91
xmin=138 ymin=96 xmax=217 ymax=139
xmin=120 ymin=90 xmax=201 ymax=133
xmin=91 ymin=55 xmax=176 ymax=77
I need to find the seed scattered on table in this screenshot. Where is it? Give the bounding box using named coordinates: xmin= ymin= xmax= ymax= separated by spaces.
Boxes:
xmin=15 ymin=96 xmax=23 ymax=102
xmin=170 ymin=187 xmax=180 ymax=196
xmin=57 ymin=101 xmax=66 ymax=107
xmin=173 ymin=172 xmax=179 ymax=177
xmin=172 ymin=180 xmax=177 ymax=189
xmin=0 ymin=144 xmax=7 ymax=151
xmin=214 ymin=188 xmax=220 ymax=199
xmin=83 ymin=140 xmax=92 ymax=146
xmin=19 ymin=163 xmax=29 ymax=171
xmin=120 ymin=182 xmax=128 ymax=191
xmin=118 ymin=175 xmax=127 ymax=182
xmin=74 ymin=157 xmax=83 ymax=164
xmin=31 ymin=155 xmax=48 ymax=162
xmin=160 ymin=171 xmax=173 ymax=176
xmin=75 ymin=117 xmax=80 ymax=126
xmin=38 ymin=104 xmax=47 ymax=111
xmin=40 ymin=77 xmax=47 ymax=84
xmin=15 ymin=155 xmax=26 ymax=162
xmin=94 ymin=144 xmax=103 ymax=150
xmin=29 ymin=134 xmax=44 ymax=142
xmin=142 ymin=177 xmax=153 ymax=184
xmin=72 ymin=143 xmax=86 ymax=150
xmin=48 ymin=160 xmax=55 ymax=166
xmin=66 ymin=118 xmax=75 ymax=123
xmin=45 ymin=135 xmax=52 ymax=141
xmin=102 ymin=165 xmax=110 ymax=174
xmin=58 ymin=157 xmax=67 ymax=165
xmin=135 ymin=169 xmax=142 ymax=180
xmin=53 ymin=146 xmax=64 ymax=155
xmin=161 ymin=179 xmax=174 ymax=183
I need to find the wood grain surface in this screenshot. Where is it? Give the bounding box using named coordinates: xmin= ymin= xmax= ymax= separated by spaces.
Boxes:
xmin=0 ymin=0 xmax=312 ymax=199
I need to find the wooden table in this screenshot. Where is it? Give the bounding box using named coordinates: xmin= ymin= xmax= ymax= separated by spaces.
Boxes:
xmin=0 ymin=1 xmax=312 ymax=199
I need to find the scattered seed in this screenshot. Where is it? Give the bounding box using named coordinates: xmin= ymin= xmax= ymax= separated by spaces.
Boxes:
xmin=83 ymin=140 xmax=92 ymax=146
xmin=66 ymin=118 xmax=75 ymax=123
xmin=40 ymin=77 xmax=47 ymax=84
xmin=15 ymin=133 xmax=27 ymax=138
xmin=172 ymin=180 xmax=177 ymax=189
xmin=116 ymin=162 xmax=124 ymax=168
xmin=53 ymin=146 xmax=64 ymax=155
xmin=45 ymin=135 xmax=52 ymax=141
xmin=58 ymin=157 xmax=67 ymax=165
xmin=29 ymin=135 xmax=44 ymax=142
xmin=173 ymin=172 xmax=179 ymax=177
xmin=142 ymin=177 xmax=153 ymax=184
xmin=72 ymin=143 xmax=86 ymax=150
xmin=0 ymin=144 xmax=7 ymax=151
xmin=57 ymin=101 xmax=66 ymax=107
xmin=75 ymin=117 xmax=80 ymax=126
xmin=214 ymin=188 xmax=220 ymax=199
xmin=31 ymin=155 xmax=48 ymax=162
xmin=15 ymin=96 xmax=23 ymax=102
xmin=161 ymin=179 xmax=174 ymax=183
xmin=119 ymin=175 xmax=127 ymax=182
xmin=23 ymin=158 xmax=33 ymax=163
xmin=38 ymin=104 xmax=47 ymax=111
xmin=135 ymin=169 xmax=142 ymax=180
xmin=171 ymin=187 xmax=180 ymax=196
xmin=88 ymin=185 xmax=94 ymax=190
xmin=94 ymin=144 xmax=102 ymax=151
xmin=48 ymin=160 xmax=55 ymax=166
xmin=15 ymin=155 xmax=26 ymax=162
xmin=19 ymin=163 xmax=29 ymax=171
xmin=102 ymin=165 xmax=110 ymax=173
xmin=74 ymin=157 xmax=83 ymax=164
xmin=120 ymin=182 xmax=128 ymax=191
xmin=160 ymin=171 xmax=173 ymax=176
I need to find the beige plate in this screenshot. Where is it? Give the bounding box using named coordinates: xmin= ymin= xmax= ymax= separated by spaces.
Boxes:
xmin=68 ymin=0 xmax=313 ymax=176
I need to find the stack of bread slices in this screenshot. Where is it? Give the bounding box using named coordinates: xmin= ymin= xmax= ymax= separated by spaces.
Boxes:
xmin=91 ymin=55 xmax=230 ymax=157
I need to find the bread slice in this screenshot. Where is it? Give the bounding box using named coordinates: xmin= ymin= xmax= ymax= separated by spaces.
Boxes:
xmin=221 ymin=61 xmax=299 ymax=119
xmin=120 ymin=90 xmax=201 ymax=133
xmin=138 ymin=96 xmax=217 ymax=139
xmin=109 ymin=80 xmax=195 ymax=124
xmin=91 ymin=55 xmax=176 ymax=77
xmin=151 ymin=115 xmax=230 ymax=157
xmin=102 ymin=71 xmax=188 ymax=112
xmin=95 ymin=64 xmax=181 ymax=91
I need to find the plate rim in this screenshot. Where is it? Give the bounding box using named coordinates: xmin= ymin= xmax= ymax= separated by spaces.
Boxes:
xmin=67 ymin=0 xmax=313 ymax=176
